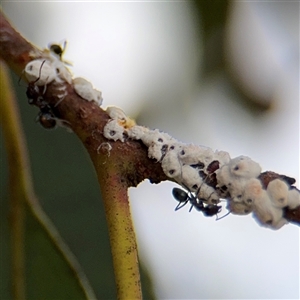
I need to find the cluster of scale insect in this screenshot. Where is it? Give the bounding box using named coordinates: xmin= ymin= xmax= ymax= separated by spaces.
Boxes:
xmin=103 ymin=106 xmax=300 ymax=229
xmin=24 ymin=44 xmax=300 ymax=229
xmin=23 ymin=42 xmax=103 ymax=129
xmin=216 ymin=158 xmax=300 ymax=229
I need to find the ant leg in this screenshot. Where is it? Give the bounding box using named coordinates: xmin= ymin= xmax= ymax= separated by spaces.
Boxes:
xmin=216 ymin=211 xmax=231 ymax=221
xmin=175 ymin=200 xmax=188 ymax=211
xmin=42 ymin=84 xmax=48 ymax=95
xmin=41 ymin=75 xmax=50 ymax=95
xmin=189 ymin=204 xmax=194 ymax=212
xmin=54 ymin=94 xmax=66 ymax=107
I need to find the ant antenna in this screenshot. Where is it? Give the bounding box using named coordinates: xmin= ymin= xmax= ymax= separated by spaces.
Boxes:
xmin=34 ymin=60 xmax=47 ymax=85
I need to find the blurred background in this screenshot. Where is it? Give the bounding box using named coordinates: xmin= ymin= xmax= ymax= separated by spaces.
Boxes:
xmin=1 ymin=1 xmax=299 ymax=299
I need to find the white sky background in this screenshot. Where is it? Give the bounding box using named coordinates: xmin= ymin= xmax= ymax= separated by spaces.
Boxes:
xmin=2 ymin=1 xmax=299 ymax=299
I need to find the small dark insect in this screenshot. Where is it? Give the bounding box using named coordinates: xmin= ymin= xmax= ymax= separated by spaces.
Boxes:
xmin=49 ymin=44 xmax=64 ymax=57
xmin=19 ymin=60 xmax=59 ymax=129
xmin=49 ymin=41 xmax=67 ymax=61
xmin=172 ymin=187 xmax=227 ymax=220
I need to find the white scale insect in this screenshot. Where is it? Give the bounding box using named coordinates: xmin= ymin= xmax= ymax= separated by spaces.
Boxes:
xmin=103 ymin=119 xmax=125 ymax=142
xmin=161 ymin=150 xmax=182 ymax=178
xmin=267 ymin=179 xmax=289 ymax=208
xmin=25 ymin=59 xmax=57 ymax=86
xmin=73 ymin=77 xmax=103 ymax=106
xmin=287 ymin=189 xmax=300 ymax=209
xmin=127 ymin=125 xmax=149 ymax=140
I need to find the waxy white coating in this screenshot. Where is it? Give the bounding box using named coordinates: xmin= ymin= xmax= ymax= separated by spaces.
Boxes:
xmin=127 ymin=125 xmax=149 ymax=140
xmin=73 ymin=77 xmax=103 ymax=106
xmin=106 ymin=106 xmax=127 ymax=122
xmin=252 ymin=194 xmax=283 ymax=227
xmin=287 ymin=188 xmax=300 ymax=209
xmin=25 ymin=59 xmax=57 ymax=85
xmin=161 ymin=151 xmax=182 ymax=178
xmin=148 ymin=142 xmax=167 ymax=161
xmin=229 ymin=156 xmax=262 ymax=178
xmin=178 ymin=165 xmax=202 ymax=192
xmin=227 ymin=201 xmax=253 ymax=215
xmin=101 ymin=105 xmax=299 ymax=230
xmin=267 ymin=179 xmax=289 ymax=208
xmin=103 ymin=119 xmax=125 ymax=142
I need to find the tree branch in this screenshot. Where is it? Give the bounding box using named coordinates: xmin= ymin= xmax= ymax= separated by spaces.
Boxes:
xmin=1 ymin=9 xmax=299 ymax=298
xmin=0 ymin=10 xmax=166 ymax=299
xmin=1 ymin=9 xmax=299 ymax=226
xmin=0 ymin=11 xmax=167 ymax=186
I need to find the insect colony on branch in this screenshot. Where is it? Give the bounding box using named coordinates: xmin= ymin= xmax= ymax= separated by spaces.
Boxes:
xmin=23 ymin=42 xmax=300 ymax=230
xmin=102 ymin=107 xmax=300 ymax=229
xmin=22 ymin=42 xmax=102 ymax=129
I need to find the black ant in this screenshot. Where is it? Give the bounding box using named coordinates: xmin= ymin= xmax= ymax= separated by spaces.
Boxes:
xmin=19 ymin=60 xmax=47 ymax=106
xmin=19 ymin=60 xmax=59 ymax=129
xmin=172 ymin=187 xmax=229 ymax=220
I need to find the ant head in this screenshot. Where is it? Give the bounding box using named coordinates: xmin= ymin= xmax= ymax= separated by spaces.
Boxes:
xmin=26 ymin=84 xmax=41 ymax=103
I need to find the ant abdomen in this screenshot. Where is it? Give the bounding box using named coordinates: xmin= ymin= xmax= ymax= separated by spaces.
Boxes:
xmin=37 ymin=112 xmax=56 ymax=129
xmin=172 ymin=188 xmax=188 ymax=202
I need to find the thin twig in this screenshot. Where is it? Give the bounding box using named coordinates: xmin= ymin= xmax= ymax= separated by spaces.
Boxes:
xmin=98 ymin=166 xmax=142 ymax=299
